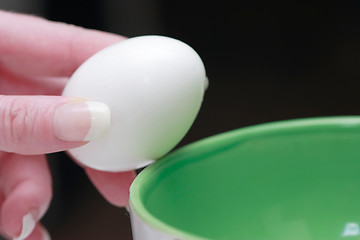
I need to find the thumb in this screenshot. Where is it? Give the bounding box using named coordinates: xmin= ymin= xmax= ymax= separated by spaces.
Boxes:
xmin=0 ymin=95 xmax=110 ymax=154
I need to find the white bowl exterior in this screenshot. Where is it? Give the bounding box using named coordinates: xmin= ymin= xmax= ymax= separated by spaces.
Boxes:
xmin=130 ymin=207 xmax=178 ymax=240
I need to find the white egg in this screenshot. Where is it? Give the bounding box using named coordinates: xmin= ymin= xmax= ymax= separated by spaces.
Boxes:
xmin=62 ymin=35 xmax=207 ymax=172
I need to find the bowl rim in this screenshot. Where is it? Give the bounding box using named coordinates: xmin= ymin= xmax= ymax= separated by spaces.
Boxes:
xmin=129 ymin=116 xmax=360 ymax=239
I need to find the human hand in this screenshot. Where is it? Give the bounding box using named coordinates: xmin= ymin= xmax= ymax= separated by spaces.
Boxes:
xmin=0 ymin=10 xmax=136 ymax=240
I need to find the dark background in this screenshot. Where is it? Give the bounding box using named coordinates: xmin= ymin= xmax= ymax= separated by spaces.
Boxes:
xmin=1 ymin=1 xmax=360 ymax=239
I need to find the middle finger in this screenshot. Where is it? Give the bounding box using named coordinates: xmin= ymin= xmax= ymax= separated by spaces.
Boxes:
xmin=0 ymin=65 xmax=68 ymax=95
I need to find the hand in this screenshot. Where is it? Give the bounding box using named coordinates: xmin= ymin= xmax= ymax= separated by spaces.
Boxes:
xmin=0 ymin=10 xmax=136 ymax=240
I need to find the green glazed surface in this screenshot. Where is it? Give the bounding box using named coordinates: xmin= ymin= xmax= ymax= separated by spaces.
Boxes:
xmin=130 ymin=117 xmax=360 ymax=239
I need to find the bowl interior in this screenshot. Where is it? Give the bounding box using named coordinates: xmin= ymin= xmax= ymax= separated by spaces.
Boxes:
xmin=130 ymin=117 xmax=360 ymax=240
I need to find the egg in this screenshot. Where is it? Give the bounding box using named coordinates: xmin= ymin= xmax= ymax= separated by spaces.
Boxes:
xmin=62 ymin=35 xmax=207 ymax=172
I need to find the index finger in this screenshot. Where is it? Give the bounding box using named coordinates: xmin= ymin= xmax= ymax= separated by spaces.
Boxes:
xmin=0 ymin=10 xmax=126 ymax=77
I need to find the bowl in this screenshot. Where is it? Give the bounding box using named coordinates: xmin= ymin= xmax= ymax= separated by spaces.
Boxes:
xmin=129 ymin=117 xmax=360 ymax=239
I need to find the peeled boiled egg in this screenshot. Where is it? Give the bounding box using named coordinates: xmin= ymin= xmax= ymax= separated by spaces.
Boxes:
xmin=63 ymin=35 xmax=207 ymax=172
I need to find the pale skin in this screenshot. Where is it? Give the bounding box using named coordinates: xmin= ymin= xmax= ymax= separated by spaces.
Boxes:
xmin=0 ymin=10 xmax=136 ymax=239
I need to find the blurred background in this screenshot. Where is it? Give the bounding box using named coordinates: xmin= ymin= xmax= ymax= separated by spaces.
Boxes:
xmin=1 ymin=0 xmax=360 ymax=239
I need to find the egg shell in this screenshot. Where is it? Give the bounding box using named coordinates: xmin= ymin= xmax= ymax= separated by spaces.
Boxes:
xmin=62 ymin=36 xmax=207 ymax=172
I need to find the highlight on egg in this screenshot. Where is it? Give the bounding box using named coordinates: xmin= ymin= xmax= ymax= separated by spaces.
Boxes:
xmin=63 ymin=35 xmax=208 ymax=172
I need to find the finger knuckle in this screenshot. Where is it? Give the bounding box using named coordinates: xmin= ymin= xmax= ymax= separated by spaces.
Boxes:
xmin=0 ymin=97 xmax=33 ymax=145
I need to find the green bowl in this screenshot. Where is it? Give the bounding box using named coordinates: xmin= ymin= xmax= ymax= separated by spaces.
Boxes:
xmin=129 ymin=116 xmax=360 ymax=240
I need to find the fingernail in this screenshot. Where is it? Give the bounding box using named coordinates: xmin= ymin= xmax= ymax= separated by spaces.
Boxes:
xmin=125 ymin=205 xmax=130 ymax=212
xmin=13 ymin=212 xmax=36 ymax=240
xmin=54 ymin=101 xmax=110 ymax=141
xmin=41 ymin=227 xmax=51 ymax=240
